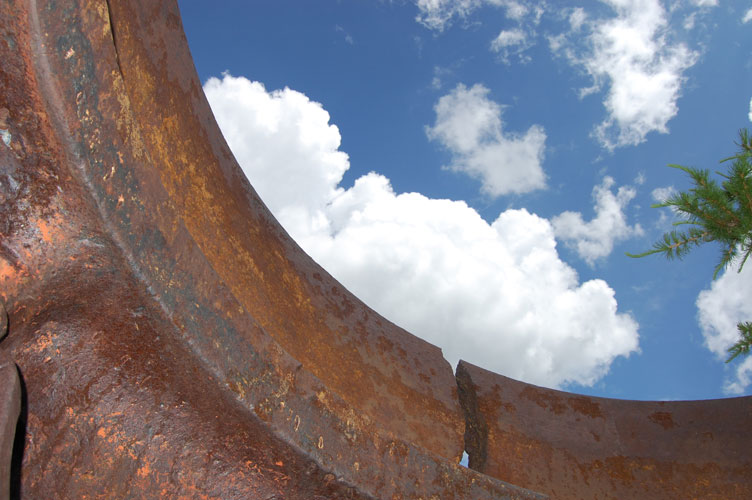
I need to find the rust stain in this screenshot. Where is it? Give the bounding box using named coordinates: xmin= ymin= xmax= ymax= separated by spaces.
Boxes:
xmin=458 ymin=361 xmax=752 ymax=500
xmin=519 ymin=385 xmax=567 ymax=415
xmin=648 ymin=411 xmax=676 ymax=430
xmin=568 ymin=397 xmax=603 ymax=419
xmin=0 ymin=1 xmax=748 ymax=499
xmin=137 ymin=462 xmax=151 ymax=477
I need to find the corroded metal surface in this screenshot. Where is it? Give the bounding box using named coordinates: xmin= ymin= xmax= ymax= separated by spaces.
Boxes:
xmin=0 ymin=356 xmax=19 ymax=500
xmin=0 ymin=0 xmax=540 ymax=498
xmin=0 ymin=301 xmax=21 ymax=500
xmin=0 ymin=0 xmax=749 ymax=498
xmin=457 ymin=361 xmax=752 ymax=500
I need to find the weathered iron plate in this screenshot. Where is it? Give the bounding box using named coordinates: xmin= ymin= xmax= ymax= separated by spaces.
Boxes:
xmin=0 ymin=0 xmax=542 ymax=498
xmin=458 ymin=360 xmax=752 ymax=500
xmin=0 ymin=0 xmax=749 ymax=498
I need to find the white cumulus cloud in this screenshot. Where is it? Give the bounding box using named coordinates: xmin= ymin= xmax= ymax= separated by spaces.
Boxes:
xmin=551 ymin=0 xmax=699 ymax=149
xmin=204 ymin=73 xmax=640 ymax=388
xmin=553 ymin=176 xmax=644 ymax=265
xmin=744 ymin=8 xmax=752 ymax=24
xmin=418 ymin=1 xmax=709 ymax=150
xmin=203 ymin=74 xmax=349 ymax=230
xmin=426 ymin=83 xmax=547 ymax=197
xmin=697 ymin=263 xmax=752 ymax=394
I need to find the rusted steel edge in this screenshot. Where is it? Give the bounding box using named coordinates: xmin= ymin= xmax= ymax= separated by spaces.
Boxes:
xmin=3 ymin=0 xmax=748 ymax=498
xmin=2 ymin=0 xmax=544 ymax=498
xmin=103 ymin=0 xmax=466 ymax=465
xmin=458 ymin=361 xmax=752 ymax=500
xmin=0 ymin=303 xmax=21 ymax=500
xmin=0 ymin=356 xmax=20 ymax=500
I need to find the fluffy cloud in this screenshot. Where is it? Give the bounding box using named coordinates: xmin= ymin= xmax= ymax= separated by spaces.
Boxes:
xmin=553 ymin=177 xmax=644 ymax=265
xmin=205 ymin=73 xmax=640 ymax=388
xmin=490 ymin=28 xmax=533 ymax=64
xmin=418 ymin=1 xmax=706 ymax=150
xmin=426 ymin=83 xmax=547 ymax=197
xmin=569 ymin=7 xmax=587 ymax=31
xmin=744 ymin=8 xmax=752 ymax=24
xmin=697 ymin=263 xmax=752 ymax=394
xmin=552 ymin=0 xmax=698 ymax=149
xmin=491 ymin=28 xmax=527 ymax=50
xmin=651 ymin=185 xmax=675 ymax=203
xmin=725 ymin=358 xmax=752 ymax=395
xmin=203 ymin=74 xmax=349 ymax=238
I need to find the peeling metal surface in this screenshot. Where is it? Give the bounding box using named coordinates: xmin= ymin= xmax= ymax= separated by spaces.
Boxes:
xmin=0 ymin=0 xmax=748 ymax=498
xmin=457 ymin=361 xmax=752 ymax=500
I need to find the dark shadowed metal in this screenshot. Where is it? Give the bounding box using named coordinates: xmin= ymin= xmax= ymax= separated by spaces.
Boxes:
xmin=0 ymin=1 xmax=748 ymax=498
xmin=0 ymin=302 xmax=21 ymax=500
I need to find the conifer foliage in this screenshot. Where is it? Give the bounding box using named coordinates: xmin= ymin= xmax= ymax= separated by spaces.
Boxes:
xmin=628 ymin=129 xmax=752 ymax=362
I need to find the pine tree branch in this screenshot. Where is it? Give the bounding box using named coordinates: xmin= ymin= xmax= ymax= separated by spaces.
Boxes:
xmin=726 ymin=322 xmax=752 ymax=363
xmin=628 ymin=128 xmax=752 ymax=363
xmin=626 ymin=229 xmax=709 ymax=260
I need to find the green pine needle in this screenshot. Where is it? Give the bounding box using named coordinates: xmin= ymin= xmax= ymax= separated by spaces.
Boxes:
xmin=628 ymin=128 xmax=752 ymax=363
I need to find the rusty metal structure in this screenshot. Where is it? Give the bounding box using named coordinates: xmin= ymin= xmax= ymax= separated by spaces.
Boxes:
xmin=0 ymin=1 xmax=749 ymax=498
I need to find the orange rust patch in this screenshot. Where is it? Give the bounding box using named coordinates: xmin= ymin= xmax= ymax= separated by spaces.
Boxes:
xmin=500 ymin=401 xmax=516 ymax=413
xmin=34 ymin=211 xmax=67 ymax=245
xmin=0 ymin=259 xmax=19 ymax=283
xmin=648 ymin=411 xmax=676 ymax=430
xmin=36 ymin=218 xmax=55 ymax=243
xmin=519 ymin=385 xmax=567 ymax=414
xmin=137 ymin=462 xmax=151 ymax=478
xmin=569 ymin=397 xmax=604 ymax=419
xmin=27 ymin=329 xmax=54 ymax=354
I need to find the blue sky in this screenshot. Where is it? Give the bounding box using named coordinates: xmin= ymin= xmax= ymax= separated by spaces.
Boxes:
xmin=177 ymin=1 xmax=752 ymax=400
